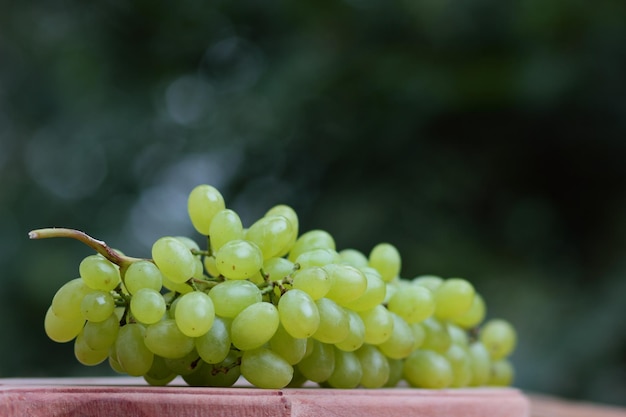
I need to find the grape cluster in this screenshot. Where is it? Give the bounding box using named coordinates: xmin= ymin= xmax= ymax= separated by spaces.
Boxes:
xmin=38 ymin=184 xmax=517 ymax=389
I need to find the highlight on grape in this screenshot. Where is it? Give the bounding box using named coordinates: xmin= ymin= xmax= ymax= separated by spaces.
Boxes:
xmin=32 ymin=184 xmax=517 ymax=389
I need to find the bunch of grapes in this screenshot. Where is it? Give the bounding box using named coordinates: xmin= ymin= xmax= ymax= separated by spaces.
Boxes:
xmin=34 ymin=184 xmax=517 ymax=389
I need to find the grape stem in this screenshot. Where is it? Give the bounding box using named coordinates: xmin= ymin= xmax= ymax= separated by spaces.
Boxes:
xmin=28 ymin=227 xmax=147 ymax=268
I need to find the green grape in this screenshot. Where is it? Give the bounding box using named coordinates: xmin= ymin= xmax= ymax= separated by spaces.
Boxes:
xmin=384 ymin=358 xmax=404 ymax=387
xmin=208 ymin=280 xmax=261 ymax=318
xmin=278 ymin=289 xmax=320 ymax=339
xmin=355 ymin=344 xmax=390 ymax=388
xmin=203 ymin=255 xmax=220 ymax=278
xmin=130 ymin=288 xmax=166 ymax=325
xmin=403 ymin=350 xmax=453 ymax=389
xmin=410 ymin=322 xmax=426 ymax=350
xmin=479 ymin=318 xmax=517 ymax=360
xmin=338 ymin=249 xmax=369 ymax=268
xmin=44 ymin=306 xmax=84 ymax=343
xmin=175 ymin=236 xmax=200 ymax=251
xmin=51 ymin=278 xmax=92 ymax=320
xmin=387 ymin=284 xmax=434 ymax=324
xmin=174 ymin=291 xmax=215 ymax=337
xmin=80 ymin=290 xmax=115 ymax=322
xmin=195 ymin=316 xmax=231 ymax=364
xmin=116 ymin=323 xmax=154 ymax=376
xmin=259 ymin=257 xmax=295 ymax=283
xmin=74 ymin=330 xmax=109 ymax=366
xmin=378 ymin=313 xmax=415 ymax=359
xmin=488 ymin=359 xmax=514 ymax=386
xmin=144 ymin=319 xmax=195 ymax=359
xmin=187 ymin=184 xmax=226 ymax=235
xmin=287 ymin=367 xmax=308 ymax=388
xmin=161 ymin=275 xmax=193 ymax=294
xmin=241 ymin=348 xmax=294 ymax=389
xmin=292 ymin=266 xmax=331 ymax=300
xmin=183 ymin=351 xmax=242 ymax=387
xmin=324 ymin=264 xmax=367 ymax=305
xmin=297 ymin=340 xmax=335 ymax=382
xmin=312 ymin=298 xmax=349 ymax=344
xmin=191 ymin=256 xmax=204 ymax=280
xmin=152 ymin=236 xmax=196 ymax=284
xmin=303 ymin=337 xmax=315 ymax=358
xmin=231 ymin=302 xmax=279 ymax=351
xmin=145 ymin=355 xmax=176 ymax=386
xmin=368 ymin=243 xmax=401 ymax=282
xmin=288 ymin=230 xmax=335 ymax=262
xmin=269 ymin=324 xmax=307 ymax=365
xmin=453 ymin=293 xmax=486 ymax=329
xmin=412 ymin=275 xmax=443 ymax=291
xmin=215 ymin=239 xmax=263 ymax=280
xmin=468 ymin=341 xmax=491 ymax=386
xmin=108 ymin=343 xmax=125 ymax=374
xmin=343 ymin=267 xmax=386 ymax=312
xmin=124 ymin=260 xmax=163 ymax=294
xmin=434 ymin=278 xmax=475 ymax=320
xmin=245 ymin=215 xmax=295 ymax=259
xmin=445 ymin=344 xmax=472 ymax=387
xmin=420 ymin=317 xmax=452 ymax=353
xmin=265 ymin=204 xmax=299 ymax=249
xmin=82 ymin=314 xmax=119 ymax=350
xmin=327 ymin=349 xmax=362 ymax=388
xmin=359 ymin=304 xmax=394 ymax=345
xmin=79 ymin=255 xmax=121 ymax=291
xmin=209 ymin=209 xmax=244 ymax=252
xmin=335 ymin=310 xmax=365 ymax=352
xmin=295 ymin=248 xmax=340 ymax=269
xmin=164 ymin=349 xmax=202 ymax=376
xmin=447 ymin=323 xmax=470 ymax=347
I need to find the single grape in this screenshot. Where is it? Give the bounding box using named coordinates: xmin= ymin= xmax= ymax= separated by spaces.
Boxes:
xmin=116 ymin=323 xmax=154 ymax=376
xmin=187 ymin=184 xmax=226 ymax=235
xmin=384 ymin=358 xmax=404 ymax=387
xmin=175 ymin=236 xmax=201 ymax=251
xmin=288 ymin=230 xmax=335 ymax=262
xmin=79 ymin=255 xmax=121 ymax=291
xmin=265 ymin=204 xmax=299 ymax=249
xmin=231 ymin=302 xmax=279 ymax=351
xmin=488 ymin=359 xmax=515 ymax=386
xmin=377 ymin=313 xmax=415 ymax=359
xmin=145 ymin=355 xmax=176 ymax=386
xmin=335 ymin=310 xmax=365 ymax=352
xmin=51 ymin=278 xmax=92 ymax=320
xmin=161 ymin=275 xmax=193 ymax=294
xmin=130 ymin=288 xmax=166 ymax=325
xmin=269 ymin=324 xmax=307 ymax=365
xmin=412 ymin=275 xmax=443 ymax=291
xmin=327 ymin=349 xmax=362 ymax=388
xmin=246 ymin=215 xmax=295 ymax=259
xmin=453 ymin=293 xmax=486 ymax=329
xmin=124 ymin=261 xmax=163 ymax=294
xmin=420 ymin=317 xmax=452 ymax=353
xmin=324 ymin=264 xmax=367 ymax=305
xmin=80 ymin=290 xmax=115 ymax=322
xmin=368 ymin=243 xmax=401 ymax=282
xmin=174 ymin=291 xmax=215 ymax=337
xmin=215 ymin=239 xmax=263 ymax=280
xmin=295 ymin=248 xmax=339 ymax=269
xmin=297 ymin=340 xmax=335 ymax=383
xmin=74 ymin=331 xmax=109 ymax=366
xmin=209 ymin=279 xmax=262 ymax=318
xmin=240 ymin=348 xmax=294 ymax=389
xmin=209 ymin=209 xmax=244 ymax=252
xmin=359 ymin=304 xmax=395 ymax=345
xmin=447 ymin=323 xmax=470 ymax=346
xmin=387 ymin=284 xmax=435 ymax=323
xmin=434 ymin=278 xmax=475 ymax=320
xmin=144 ymin=319 xmax=195 ymax=359
xmin=479 ymin=318 xmax=517 ymax=360
xmin=278 ymin=289 xmax=320 ymax=339
xmin=403 ymin=350 xmax=453 ymax=389
xmin=203 ymin=255 xmax=220 ymax=278
xmin=445 ymin=344 xmax=472 ymax=387
xmin=195 ymin=316 xmax=231 ymax=364
xmin=338 ymin=249 xmax=369 ymax=268
xmin=292 ymin=266 xmax=331 ymax=300
xmin=152 ymin=236 xmax=196 ymax=284
xmin=355 ymin=344 xmax=390 ymax=388
xmin=44 ymin=306 xmax=85 ymax=343
xmin=312 ymin=298 xmax=349 ymax=344
xmin=82 ymin=314 xmax=119 ymax=350
xmin=468 ymin=341 xmax=491 ymax=386
xmin=259 ymin=257 xmax=295 ymax=283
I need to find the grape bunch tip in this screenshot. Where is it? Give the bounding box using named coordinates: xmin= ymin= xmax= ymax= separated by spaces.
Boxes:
xmin=34 ymin=183 xmax=518 ymax=389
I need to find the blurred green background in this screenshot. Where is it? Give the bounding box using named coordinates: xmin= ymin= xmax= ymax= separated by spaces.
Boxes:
xmin=1 ymin=0 xmax=625 ymax=406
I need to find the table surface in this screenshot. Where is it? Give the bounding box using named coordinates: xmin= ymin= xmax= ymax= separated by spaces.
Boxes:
xmin=0 ymin=377 xmax=624 ymax=417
